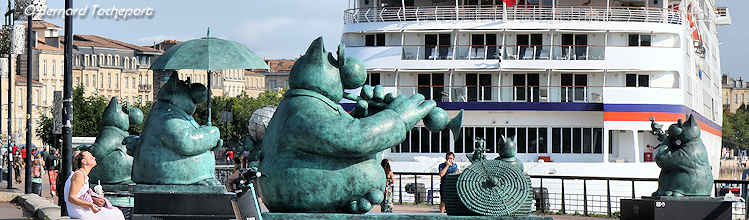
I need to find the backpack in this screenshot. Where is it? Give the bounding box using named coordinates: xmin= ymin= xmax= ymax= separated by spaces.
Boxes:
xmin=32 ymin=164 xmax=42 ymax=178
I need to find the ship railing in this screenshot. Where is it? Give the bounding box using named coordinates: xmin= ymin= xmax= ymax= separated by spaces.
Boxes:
xmin=391 ymin=85 xmax=604 ymax=103
xmin=400 ymin=44 xmax=604 ymax=61
xmin=402 ymin=45 xmax=455 ymax=60
xmin=366 ymin=172 xmax=749 ymax=219
xmin=503 ymin=44 xmax=605 ymax=61
xmin=344 ymin=6 xmax=681 ymax=24
xmin=453 ymin=45 xmax=502 ymax=60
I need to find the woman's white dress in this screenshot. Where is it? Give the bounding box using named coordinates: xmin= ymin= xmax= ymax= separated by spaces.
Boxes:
xmin=64 ymin=171 xmax=125 ymax=220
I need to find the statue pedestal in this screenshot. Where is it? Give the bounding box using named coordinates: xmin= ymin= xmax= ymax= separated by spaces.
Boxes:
xmin=130 ymin=185 xmax=234 ymax=220
xmin=261 ymin=213 xmax=552 ymax=219
xmin=100 ymin=184 xmax=135 ymax=219
xmin=620 ymin=197 xmax=732 ymax=220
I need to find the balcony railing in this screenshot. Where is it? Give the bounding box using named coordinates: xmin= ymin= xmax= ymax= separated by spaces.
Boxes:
xmin=503 ymin=45 xmax=605 ymax=60
xmin=344 ymin=6 xmax=682 ymax=24
xmin=391 ymin=85 xmax=604 ymax=103
xmin=138 ymin=84 xmax=152 ymax=91
xmin=400 ymin=45 xmax=603 ymax=60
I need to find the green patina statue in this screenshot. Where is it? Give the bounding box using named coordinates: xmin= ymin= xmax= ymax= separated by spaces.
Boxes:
xmin=258 ymin=37 xmax=460 ymax=213
xmin=444 ymin=137 xmax=533 ymax=216
xmin=126 ymin=72 xmax=223 ymax=185
xmin=649 ymin=115 xmax=713 ymax=197
xmin=496 ymin=135 xmax=523 ymax=172
xmin=79 ymin=97 xmax=143 ymax=185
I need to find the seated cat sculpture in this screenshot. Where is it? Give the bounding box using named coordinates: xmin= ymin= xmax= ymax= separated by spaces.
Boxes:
xmin=650 ymin=115 xmax=713 ymax=197
xmin=79 ymin=97 xmax=142 ymax=184
xmin=127 ymin=72 xmax=223 ymax=185
xmin=258 ymin=37 xmax=445 ymax=213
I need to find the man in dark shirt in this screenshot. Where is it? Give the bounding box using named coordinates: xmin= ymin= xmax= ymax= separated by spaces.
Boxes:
xmin=438 ymin=152 xmax=458 ymax=213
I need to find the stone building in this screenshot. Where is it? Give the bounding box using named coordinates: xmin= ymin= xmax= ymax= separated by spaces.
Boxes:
xmin=244 ymin=70 xmax=265 ymax=97
xmin=261 ymin=59 xmax=295 ymax=91
xmin=1 ymin=20 xmax=163 ymax=147
xmin=723 ymin=74 xmax=749 ymax=113
xmin=71 ymin=34 xmax=162 ymax=104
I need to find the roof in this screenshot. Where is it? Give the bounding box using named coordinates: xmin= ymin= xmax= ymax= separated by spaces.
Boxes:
xmin=22 ymin=20 xmax=62 ymax=29
xmin=266 ymin=59 xmax=295 ymax=72
xmin=73 ymin=34 xmax=163 ymax=53
xmin=15 ymin=75 xmax=43 ymax=87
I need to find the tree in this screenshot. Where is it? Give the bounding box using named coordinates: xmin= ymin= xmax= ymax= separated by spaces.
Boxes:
xmin=0 ymin=25 xmax=11 ymax=56
xmin=37 ymin=87 xmax=118 ymax=149
xmin=723 ymin=104 xmax=749 ymax=150
xmin=194 ymin=90 xmax=284 ymax=150
xmin=37 ymin=87 xmax=283 ymax=151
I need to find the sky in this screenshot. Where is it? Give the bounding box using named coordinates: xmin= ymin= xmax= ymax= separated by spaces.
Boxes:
xmin=37 ymin=0 xmax=744 ymax=78
xmin=40 ymin=1 xmax=348 ymax=59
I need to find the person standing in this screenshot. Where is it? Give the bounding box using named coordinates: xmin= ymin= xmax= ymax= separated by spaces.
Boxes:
xmin=438 ymin=152 xmax=458 ymax=213
xmin=45 ymin=149 xmax=59 ymax=197
xmin=380 ymin=159 xmax=394 ymax=213
xmin=31 ymin=150 xmax=45 ymax=196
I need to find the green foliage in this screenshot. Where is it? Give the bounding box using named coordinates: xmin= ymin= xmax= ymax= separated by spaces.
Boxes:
xmin=194 ymin=90 xmax=284 ymax=150
xmin=723 ymin=105 xmax=749 ymax=150
xmin=0 ymin=25 xmax=10 ymax=55
xmin=128 ymin=101 xmax=152 ymax=135
xmin=37 ymin=87 xmax=283 ymax=151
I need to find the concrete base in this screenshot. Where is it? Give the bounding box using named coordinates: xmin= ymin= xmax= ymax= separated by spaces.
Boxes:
xmin=621 ymin=197 xmax=732 ymax=220
xmin=131 ymin=185 xmax=233 ymax=220
xmin=261 ymin=213 xmax=552 ymax=220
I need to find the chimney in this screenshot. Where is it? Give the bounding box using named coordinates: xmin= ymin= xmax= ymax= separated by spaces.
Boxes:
xmin=45 ymin=37 xmax=60 ymax=48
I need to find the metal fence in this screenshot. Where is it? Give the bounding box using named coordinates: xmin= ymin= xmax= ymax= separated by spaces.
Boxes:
xmin=211 ymin=168 xmax=749 ymax=219
xmin=382 ymin=172 xmax=749 ymax=219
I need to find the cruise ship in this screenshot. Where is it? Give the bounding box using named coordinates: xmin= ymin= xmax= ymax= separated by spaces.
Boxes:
xmin=339 ymin=0 xmax=730 ymax=181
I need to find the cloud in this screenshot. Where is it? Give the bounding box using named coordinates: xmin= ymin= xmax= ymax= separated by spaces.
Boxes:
xmin=136 ymin=34 xmax=176 ymax=44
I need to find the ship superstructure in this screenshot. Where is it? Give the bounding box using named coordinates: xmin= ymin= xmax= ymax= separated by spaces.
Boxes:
xmin=341 ymin=0 xmax=729 ymax=179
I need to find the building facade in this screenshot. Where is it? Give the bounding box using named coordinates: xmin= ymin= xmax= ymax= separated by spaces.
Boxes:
xmin=262 ymin=59 xmax=295 ymax=91
xmin=722 ymin=74 xmax=749 ymax=113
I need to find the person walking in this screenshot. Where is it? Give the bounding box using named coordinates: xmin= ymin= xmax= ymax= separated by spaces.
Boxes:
xmin=31 ymin=150 xmax=45 ymax=196
xmin=438 ymin=152 xmax=458 ymax=213
xmin=45 ymin=149 xmax=59 ymax=197
xmin=380 ymin=159 xmax=394 ymax=213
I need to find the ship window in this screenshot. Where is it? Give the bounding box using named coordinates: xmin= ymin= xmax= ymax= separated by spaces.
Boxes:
xmin=561 ymin=74 xmax=587 ymax=102
xmin=538 ymin=128 xmax=548 ymax=153
xmin=411 ymin=128 xmax=420 ymax=153
xmin=638 ymin=75 xmax=649 ymax=87
xmin=421 ymin=127 xmax=430 ymax=153
xmin=464 ymin=127 xmax=474 ymax=153
xmin=562 ymin=128 xmax=572 ymax=153
xmin=470 ymin=34 xmax=499 ymax=59
xmin=466 ymin=73 xmax=491 ymax=102
xmin=418 ymin=73 xmax=445 ymax=101
xmin=365 ymin=34 xmax=385 ymax=46
xmin=442 ymin=129 xmax=451 ymax=153
xmin=486 ymin=127 xmax=496 ymax=153
xmin=528 ymin=128 xmax=537 ymax=153
xmin=517 ymin=34 xmax=544 ymax=59
xmin=513 ymin=74 xmax=540 ymax=102
xmin=425 ymin=34 xmax=451 ymax=60
xmin=583 ymin=128 xmax=592 ymax=153
xmin=628 ymin=34 xmax=652 ymax=47
xmin=573 ymin=128 xmax=582 ymax=153
xmin=517 ymin=128 xmax=527 ymax=153
xmin=365 ymin=73 xmax=380 ymax=86
xmin=593 ymin=128 xmax=603 ymax=154
xmin=475 ymin=127 xmax=485 ymax=153
xmin=626 ymin=74 xmax=649 ymax=87
xmin=552 ymin=128 xmax=561 ymax=153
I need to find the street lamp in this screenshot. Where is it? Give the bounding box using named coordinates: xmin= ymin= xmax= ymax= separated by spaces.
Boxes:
xmin=3 ymin=0 xmax=12 ymax=190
